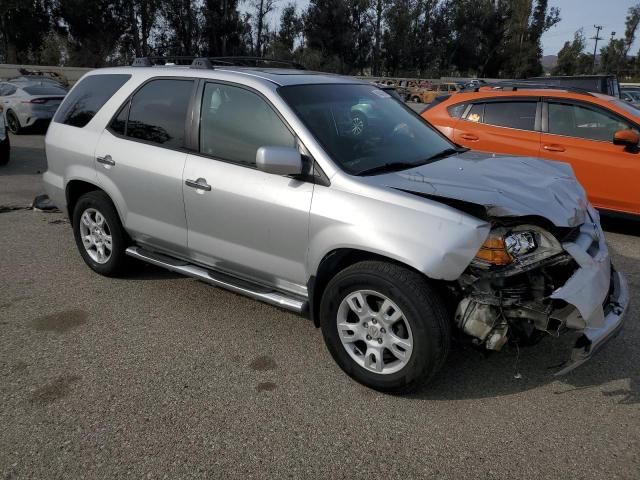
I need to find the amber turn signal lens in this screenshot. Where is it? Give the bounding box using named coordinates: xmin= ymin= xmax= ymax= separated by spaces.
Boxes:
xmin=475 ymin=235 xmax=512 ymax=265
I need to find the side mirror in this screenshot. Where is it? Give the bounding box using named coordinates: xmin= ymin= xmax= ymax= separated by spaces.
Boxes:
xmin=613 ymin=129 xmax=640 ymax=148
xmin=256 ymin=146 xmax=303 ymax=176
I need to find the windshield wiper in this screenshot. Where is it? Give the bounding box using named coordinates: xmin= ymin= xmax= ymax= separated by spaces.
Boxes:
xmin=356 ymin=147 xmax=467 ymax=176
xmin=422 ymin=147 xmax=467 ymax=163
xmin=356 ymin=162 xmax=420 ymax=176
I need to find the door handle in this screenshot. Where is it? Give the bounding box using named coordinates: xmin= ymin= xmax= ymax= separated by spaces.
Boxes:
xmin=543 ymin=144 xmax=566 ymax=152
xmin=185 ymin=177 xmax=212 ymax=191
xmin=460 ymin=133 xmax=479 ymax=141
xmin=96 ymin=155 xmax=115 ymax=167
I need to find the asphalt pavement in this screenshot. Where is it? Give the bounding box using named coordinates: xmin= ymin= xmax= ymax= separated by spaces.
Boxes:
xmin=1 ymin=132 xmax=638 ymax=479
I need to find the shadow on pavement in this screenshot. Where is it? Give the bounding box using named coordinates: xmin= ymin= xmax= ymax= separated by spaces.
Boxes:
xmin=601 ymin=214 xmax=640 ymax=237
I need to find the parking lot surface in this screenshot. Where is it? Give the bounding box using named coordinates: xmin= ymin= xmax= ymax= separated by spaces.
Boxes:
xmin=1 ymin=133 xmax=639 ymax=479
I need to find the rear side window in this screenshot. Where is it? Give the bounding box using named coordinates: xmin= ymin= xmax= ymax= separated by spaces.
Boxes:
xmin=54 ymin=74 xmax=131 ymax=128
xmin=483 ymin=101 xmax=537 ymax=130
xmin=447 ymin=103 xmax=467 ymax=118
xmin=465 ymin=103 xmax=484 ymax=123
xmin=123 ymin=79 xmax=194 ymax=148
xmin=23 ymin=85 xmax=67 ymax=96
xmin=199 ymin=83 xmax=295 ymax=166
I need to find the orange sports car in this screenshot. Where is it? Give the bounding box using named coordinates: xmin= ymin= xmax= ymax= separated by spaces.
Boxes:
xmin=422 ymin=85 xmax=640 ymax=216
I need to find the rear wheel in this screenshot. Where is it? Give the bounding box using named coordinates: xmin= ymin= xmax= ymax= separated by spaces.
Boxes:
xmin=319 ymin=261 xmax=450 ymax=393
xmin=411 ymin=96 xmax=421 ymax=103
xmin=6 ymin=110 xmax=21 ymax=134
xmin=72 ymin=191 xmax=131 ymax=276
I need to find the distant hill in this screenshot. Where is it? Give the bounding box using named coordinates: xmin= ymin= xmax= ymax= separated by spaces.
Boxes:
xmin=542 ymin=55 xmax=558 ymax=72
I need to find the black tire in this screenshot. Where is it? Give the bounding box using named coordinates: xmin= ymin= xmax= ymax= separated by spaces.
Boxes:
xmin=319 ymin=261 xmax=450 ymax=394
xmin=6 ymin=110 xmax=21 ymax=134
xmin=0 ymin=134 xmax=9 ymax=166
xmin=72 ymin=191 xmax=131 ymax=277
xmin=411 ymin=96 xmax=421 ymax=103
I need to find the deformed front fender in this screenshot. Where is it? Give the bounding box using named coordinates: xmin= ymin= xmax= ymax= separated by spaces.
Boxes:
xmin=307 ymin=183 xmax=490 ymax=281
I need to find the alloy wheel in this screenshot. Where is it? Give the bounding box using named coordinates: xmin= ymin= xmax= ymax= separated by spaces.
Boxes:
xmin=336 ymin=289 xmax=414 ymax=375
xmin=79 ymin=208 xmax=113 ymax=264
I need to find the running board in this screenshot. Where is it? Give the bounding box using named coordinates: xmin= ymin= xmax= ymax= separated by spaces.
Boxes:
xmin=125 ymin=246 xmax=308 ymax=313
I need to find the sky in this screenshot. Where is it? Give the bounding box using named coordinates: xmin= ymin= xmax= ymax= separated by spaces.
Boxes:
xmin=542 ymin=0 xmax=639 ymax=55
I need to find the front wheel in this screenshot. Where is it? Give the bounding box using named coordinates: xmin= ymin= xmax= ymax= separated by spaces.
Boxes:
xmin=72 ymin=191 xmax=131 ymax=277
xmin=319 ymin=261 xmax=450 ymax=393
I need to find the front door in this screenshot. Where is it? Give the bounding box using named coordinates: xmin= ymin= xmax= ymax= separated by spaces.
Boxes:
xmin=182 ymin=82 xmax=313 ymax=296
xmin=540 ymin=99 xmax=640 ymax=214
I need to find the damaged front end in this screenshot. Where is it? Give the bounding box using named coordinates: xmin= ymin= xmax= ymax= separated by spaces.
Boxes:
xmin=454 ymin=210 xmax=629 ymax=374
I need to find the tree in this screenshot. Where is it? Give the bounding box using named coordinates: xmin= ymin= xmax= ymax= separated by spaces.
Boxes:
xmin=502 ymin=0 xmax=560 ymax=78
xmin=157 ymin=0 xmax=202 ymax=56
xmin=0 ymin=0 xmax=52 ymax=64
xmin=274 ymin=4 xmax=302 ymax=55
xmin=304 ymin=0 xmax=353 ymax=72
xmin=623 ymin=4 xmax=640 ymax=57
xmin=251 ymin=0 xmax=278 ymax=56
xmin=201 ymin=0 xmax=249 ymax=56
xmin=553 ymin=29 xmax=591 ymax=76
xmin=54 ymin=0 xmax=128 ymax=67
xmin=121 ymin=0 xmax=160 ymax=58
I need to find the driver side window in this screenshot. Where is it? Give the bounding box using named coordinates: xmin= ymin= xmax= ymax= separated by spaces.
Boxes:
xmin=548 ymin=102 xmax=636 ymax=142
xmin=199 ymin=83 xmax=295 ymax=166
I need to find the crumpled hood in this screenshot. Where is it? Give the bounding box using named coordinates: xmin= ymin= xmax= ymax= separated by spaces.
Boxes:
xmin=372 ymin=151 xmax=589 ymax=227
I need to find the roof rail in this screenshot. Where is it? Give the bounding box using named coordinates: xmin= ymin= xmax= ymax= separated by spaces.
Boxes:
xmin=131 ymin=56 xmax=305 ymax=70
xmin=466 ymin=81 xmax=595 ymax=97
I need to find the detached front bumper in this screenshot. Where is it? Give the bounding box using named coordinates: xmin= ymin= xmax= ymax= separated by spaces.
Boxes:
xmin=555 ymin=269 xmax=629 ymax=375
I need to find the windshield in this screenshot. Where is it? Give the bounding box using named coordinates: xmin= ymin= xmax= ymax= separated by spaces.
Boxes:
xmin=614 ymin=99 xmax=640 ymax=118
xmin=279 ymin=84 xmax=454 ymax=175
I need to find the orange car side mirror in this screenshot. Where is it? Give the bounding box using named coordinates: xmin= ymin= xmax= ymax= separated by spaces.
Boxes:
xmin=613 ymin=129 xmax=640 ymax=148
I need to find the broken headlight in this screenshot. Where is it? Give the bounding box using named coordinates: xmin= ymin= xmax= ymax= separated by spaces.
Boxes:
xmin=504 ymin=231 xmax=537 ymax=257
xmin=473 ymin=225 xmax=563 ymax=267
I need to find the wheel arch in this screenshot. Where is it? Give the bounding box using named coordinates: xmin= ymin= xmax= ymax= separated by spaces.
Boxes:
xmin=65 ymin=180 xmax=125 ymax=225
xmin=307 ymin=248 xmax=448 ymax=328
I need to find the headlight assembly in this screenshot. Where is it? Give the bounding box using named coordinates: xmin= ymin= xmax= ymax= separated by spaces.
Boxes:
xmin=473 ymin=225 xmax=563 ymax=267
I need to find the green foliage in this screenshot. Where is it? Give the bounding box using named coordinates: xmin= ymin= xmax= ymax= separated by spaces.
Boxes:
xmin=553 ymin=29 xmax=592 ymax=76
xmin=2 ymin=0 xmax=639 ymax=82
xmin=0 ymin=0 xmax=52 ymax=64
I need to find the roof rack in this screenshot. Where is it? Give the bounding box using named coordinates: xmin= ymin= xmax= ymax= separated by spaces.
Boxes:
xmin=131 ymin=56 xmax=305 ymax=70
xmin=466 ymin=81 xmax=595 ymax=97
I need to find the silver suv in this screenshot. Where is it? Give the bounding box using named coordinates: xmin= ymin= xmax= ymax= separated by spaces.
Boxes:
xmin=44 ymin=59 xmax=629 ymax=393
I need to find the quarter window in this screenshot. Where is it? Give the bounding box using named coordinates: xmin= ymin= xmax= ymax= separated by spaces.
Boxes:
xmin=124 ymin=79 xmax=194 ymax=148
xmin=548 ymin=102 xmax=636 ymax=142
xmin=465 ymin=103 xmax=484 ymax=123
xmin=54 ymin=74 xmax=131 ymax=128
xmin=483 ymin=101 xmax=537 ymax=130
xmin=447 ymin=103 xmax=467 ymax=118
xmin=199 ymin=83 xmax=295 ymax=166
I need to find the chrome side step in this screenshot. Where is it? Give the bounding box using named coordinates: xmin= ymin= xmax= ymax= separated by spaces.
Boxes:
xmin=125 ymin=246 xmax=308 ymax=313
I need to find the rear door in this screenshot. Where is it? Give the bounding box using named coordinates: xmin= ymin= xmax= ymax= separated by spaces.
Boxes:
xmin=94 ymin=78 xmax=196 ymax=254
xmin=182 ymin=81 xmax=313 ymax=295
xmin=453 ymin=98 xmax=541 ymax=157
xmin=540 ymin=98 xmax=640 ymax=214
